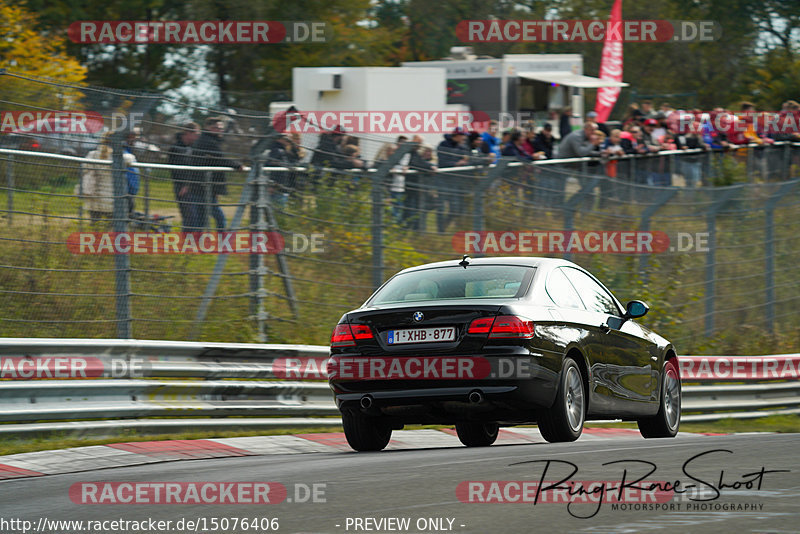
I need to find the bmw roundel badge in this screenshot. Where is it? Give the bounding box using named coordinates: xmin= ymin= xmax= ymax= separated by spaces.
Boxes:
xmin=413 ymin=311 xmax=424 ymax=322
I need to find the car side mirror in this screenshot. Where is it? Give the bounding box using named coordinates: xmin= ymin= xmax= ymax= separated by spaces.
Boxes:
xmin=623 ymin=300 xmax=649 ymax=320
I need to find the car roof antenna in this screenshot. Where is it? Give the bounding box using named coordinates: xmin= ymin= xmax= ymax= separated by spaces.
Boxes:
xmin=459 ymin=255 xmax=470 ymax=269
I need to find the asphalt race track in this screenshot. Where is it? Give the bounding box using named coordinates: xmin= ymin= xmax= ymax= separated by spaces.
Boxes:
xmin=1 ymin=432 xmax=798 ymax=534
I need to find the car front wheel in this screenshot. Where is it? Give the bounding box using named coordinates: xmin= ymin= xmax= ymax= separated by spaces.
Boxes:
xmin=342 ymin=412 xmax=392 ymax=451
xmin=638 ymin=358 xmax=681 ymax=438
xmin=455 ymin=422 xmax=499 ymax=447
xmin=539 ymin=357 xmax=585 ymax=443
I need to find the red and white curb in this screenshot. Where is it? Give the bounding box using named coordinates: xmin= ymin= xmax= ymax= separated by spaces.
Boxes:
xmin=0 ymin=428 xmax=719 ymax=480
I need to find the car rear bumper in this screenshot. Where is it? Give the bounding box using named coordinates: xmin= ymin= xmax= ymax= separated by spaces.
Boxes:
xmin=331 ymin=377 xmax=558 ymax=425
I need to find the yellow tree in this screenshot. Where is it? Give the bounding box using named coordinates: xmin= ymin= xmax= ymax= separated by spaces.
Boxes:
xmin=0 ymin=0 xmax=86 ymax=109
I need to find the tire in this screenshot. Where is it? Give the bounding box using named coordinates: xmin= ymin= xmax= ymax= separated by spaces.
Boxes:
xmin=342 ymin=412 xmax=392 ymax=451
xmin=539 ymin=357 xmax=585 ymax=443
xmin=638 ymin=358 xmax=681 ymax=438
xmin=455 ymin=422 xmax=499 ymax=447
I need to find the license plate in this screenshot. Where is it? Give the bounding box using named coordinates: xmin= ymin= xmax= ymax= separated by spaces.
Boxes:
xmin=387 ymin=327 xmax=456 ymax=345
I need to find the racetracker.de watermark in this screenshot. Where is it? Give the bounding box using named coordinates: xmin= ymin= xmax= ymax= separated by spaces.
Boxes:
xmin=0 ymin=356 xmax=154 ymax=379
xmin=69 ymin=481 xmax=325 ymax=504
xmin=456 ymin=20 xmax=721 ymax=42
xmin=453 ymin=231 xmax=711 ymax=255
xmin=275 ymin=356 xmax=537 ymax=380
xmin=68 ymin=21 xmax=329 ymax=44
xmin=0 ymin=111 xmax=143 ymax=135
xmin=273 ymin=110 xmax=491 ymax=134
xmin=67 ymin=232 xmax=324 ymax=255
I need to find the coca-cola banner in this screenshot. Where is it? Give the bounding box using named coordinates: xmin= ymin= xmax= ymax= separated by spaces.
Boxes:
xmin=594 ymin=0 xmax=623 ymax=122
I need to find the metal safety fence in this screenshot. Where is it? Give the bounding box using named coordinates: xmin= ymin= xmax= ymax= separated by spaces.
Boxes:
xmin=1 ymin=71 xmax=800 ymax=357
xmin=0 ymin=339 xmax=797 ymax=438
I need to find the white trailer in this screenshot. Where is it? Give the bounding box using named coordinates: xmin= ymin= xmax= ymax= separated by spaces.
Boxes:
xmin=291 ymin=67 xmax=449 ymax=164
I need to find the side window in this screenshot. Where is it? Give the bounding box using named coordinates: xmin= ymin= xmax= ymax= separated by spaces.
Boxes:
xmin=545 ymin=269 xmax=585 ymax=310
xmin=562 ymin=268 xmax=621 ymax=315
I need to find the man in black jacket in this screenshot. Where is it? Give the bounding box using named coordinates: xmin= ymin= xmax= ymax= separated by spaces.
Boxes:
xmin=436 ymin=128 xmax=470 ymax=233
xmin=193 ymin=117 xmax=243 ymax=230
xmin=532 ymin=123 xmax=555 ymax=159
xmin=167 ymin=122 xmax=200 ymax=231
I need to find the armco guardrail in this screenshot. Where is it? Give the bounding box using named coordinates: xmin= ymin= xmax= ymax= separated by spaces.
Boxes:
xmin=0 ymin=339 xmax=797 ymax=437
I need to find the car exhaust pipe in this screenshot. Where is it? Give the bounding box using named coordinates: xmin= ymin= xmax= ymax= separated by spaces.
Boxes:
xmin=360 ymin=395 xmax=374 ymax=410
xmin=468 ymin=390 xmax=484 ymax=404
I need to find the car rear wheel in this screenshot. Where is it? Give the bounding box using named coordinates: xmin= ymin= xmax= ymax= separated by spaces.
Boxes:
xmin=539 ymin=357 xmax=584 ymax=443
xmin=342 ymin=413 xmax=392 ymax=451
xmin=638 ymin=358 xmax=681 ymax=438
xmin=455 ymin=422 xmax=499 ymax=447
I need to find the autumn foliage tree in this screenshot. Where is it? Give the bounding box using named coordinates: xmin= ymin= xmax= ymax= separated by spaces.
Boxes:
xmin=0 ymin=0 xmax=86 ymax=109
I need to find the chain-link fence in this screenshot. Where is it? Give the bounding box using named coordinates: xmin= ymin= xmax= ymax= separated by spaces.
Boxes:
xmin=2 ymin=71 xmax=800 ymax=354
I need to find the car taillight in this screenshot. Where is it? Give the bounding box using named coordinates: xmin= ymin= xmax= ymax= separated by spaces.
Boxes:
xmin=331 ymin=324 xmax=354 ymax=347
xmin=350 ymin=324 xmax=374 ymax=340
xmin=469 ymin=315 xmax=535 ymax=338
xmin=489 ymin=315 xmax=535 ymax=338
xmin=330 ymin=323 xmax=374 ymax=347
xmin=468 ymin=317 xmax=494 ymax=334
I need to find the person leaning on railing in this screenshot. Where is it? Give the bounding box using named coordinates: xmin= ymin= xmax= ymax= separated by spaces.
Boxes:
xmin=80 ymin=131 xmax=135 ymax=224
xmin=166 ymin=122 xmax=201 ymax=232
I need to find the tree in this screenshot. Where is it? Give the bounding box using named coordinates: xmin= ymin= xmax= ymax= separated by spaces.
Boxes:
xmin=0 ymin=0 xmax=86 ymax=108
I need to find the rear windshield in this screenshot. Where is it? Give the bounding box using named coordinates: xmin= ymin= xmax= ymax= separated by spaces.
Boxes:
xmin=367 ymin=265 xmax=534 ymax=305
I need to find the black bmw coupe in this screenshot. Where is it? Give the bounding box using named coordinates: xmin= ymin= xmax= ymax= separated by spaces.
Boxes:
xmin=328 ymin=257 xmax=681 ymax=451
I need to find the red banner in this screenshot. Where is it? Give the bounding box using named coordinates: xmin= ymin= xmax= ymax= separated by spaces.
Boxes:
xmin=594 ymin=0 xmax=623 ymax=123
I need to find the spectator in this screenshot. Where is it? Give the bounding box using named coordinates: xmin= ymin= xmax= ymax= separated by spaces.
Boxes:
xmin=651 ymin=112 xmax=668 ymax=141
xmin=641 ymin=119 xmax=662 ymax=152
xmin=532 ymin=123 xmax=559 ymax=205
xmin=267 ymin=134 xmax=302 ymax=207
xmin=193 ymin=116 xmax=243 ymax=231
xmin=373 ymin=140 xmax=408 ymax=223
xmin=640 ymin=100 xmax=656 ymax=119
xmin=81 ymin=131 xmax=136 ymax=224
xmin=480 ymin=120 xmax=501 ymax=161
xmin=436 ymin=127 xmax=470 ymax=232
xmin=532 ymin=123 xmax=555 ymax=159
xmin=123 ymin=129 xmax=141 ymax=217
xmin=660 ymin=132 xmax=677 ymax=151
xmin=437 ymin=127 xmax=470 ymax=168
xmin=771 ymin=100 xmax=800 ymax=142
xmin=468 ymin=131 xmax=493 ymax=165
xmin=166 ymin=122 xmax=201 ymax=231
xmin=675 ymin=121 xmax=708 ymax=187
xmin=601 ymin=129 xmax=625 ymax=179
xmin=406 ymin=135 xmax=437 ymax=230
xmin=640 ymin=119 xmax=670 ymax=186
xmin=586 ymin=111 xmax=610 ymax=136
xmin=559 ymin=107 xmax=573 ymax=140
xmin=309 ymin=126 xmax=346 ymax=189
xmin=335 ymin=144 xmax=366 ymax=170
xmin=622 ymin=103 xmax=643 ymax=128
xmin=502 ymin=131 xmax=534 ymax=161
xmin=558 ymin=121 xmax=602 ymax=159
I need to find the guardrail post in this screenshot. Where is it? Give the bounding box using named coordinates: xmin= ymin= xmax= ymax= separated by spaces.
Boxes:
xmin=190 ymin=124 xmax=280 ymax=340
xmin=112 ymin=132 xmax=132 ymax=338
xmin=638 ymin=188 xmax=678 ymax=280
xmin=765 ymin=181 xmax=798 ymax=332
xmin=250 ymin=165 xmax=269 ymax=342
xmin=704 ymin=186 xmax=742 ymax=337
xmin=5 ymin=154 xmax=12 ymax=226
